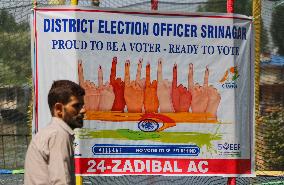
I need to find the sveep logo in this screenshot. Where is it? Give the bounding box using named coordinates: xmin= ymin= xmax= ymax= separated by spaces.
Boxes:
xmin=219 ymin=66 xmax=239 ymax=89
xmin=218 ymin=142 xmax=240 ymax=151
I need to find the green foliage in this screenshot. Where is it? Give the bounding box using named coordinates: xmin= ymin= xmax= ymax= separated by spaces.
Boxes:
xmin=0 ymin=10 xmax=31 ymax=86
xmin=198 ymin=0 xmax=269 ymax=54
xmin=198 ymin=0 xmax=252 ymax=15
xmin=271 ymin=5 xmax=284 ymax=55
xmin=261 ymin=20 xmax=269 ymax=54
xmin=198 ymin=0 xmax=227 ymax=13
xmin=0 ymin=10 xmax=28 ymax=32
xmin=262 ymin=110 xmax=284 ymax=170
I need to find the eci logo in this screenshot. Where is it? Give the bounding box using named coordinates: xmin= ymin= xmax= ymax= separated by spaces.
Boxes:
xmin=219 ymin=66 xmax=239 ymax=89
xmin=218 ymin=142 xmax=240 ymax=151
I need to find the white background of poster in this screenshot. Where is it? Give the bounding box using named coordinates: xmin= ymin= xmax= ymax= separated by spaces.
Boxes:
xmin=33 ymin=7 xmax=254 ymax=176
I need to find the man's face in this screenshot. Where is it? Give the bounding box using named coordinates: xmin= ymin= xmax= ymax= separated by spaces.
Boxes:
xmin=62 ymin=96 xmax=86 ymax=129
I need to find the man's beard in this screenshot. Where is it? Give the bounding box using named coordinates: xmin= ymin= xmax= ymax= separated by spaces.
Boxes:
xmin=63 ymin=109 xmax=84 ymax=129
xmin=67 ymin=115 xmax=84 ymax=129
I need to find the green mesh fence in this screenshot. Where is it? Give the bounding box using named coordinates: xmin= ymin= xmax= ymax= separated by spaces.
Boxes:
xmin=0 ymin=0 xmax=283 ymax=184
xmin=0 ymin=0 xmax=32 ymax=172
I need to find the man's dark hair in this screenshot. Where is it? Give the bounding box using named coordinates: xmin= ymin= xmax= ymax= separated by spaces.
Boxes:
xmin=48 ymin=80 xmax=85 ymax=115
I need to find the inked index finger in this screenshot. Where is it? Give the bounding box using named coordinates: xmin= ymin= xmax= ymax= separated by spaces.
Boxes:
xmin=98 ymin=65 xmax=103 ymax=87
xmin=78 ymin=59 xmax=84 ymax=86
xmin=188 ymin=63 xmax=194 ymax=89
xmin=136 ymin=59 xmax=142 ymax=82
xmin=203 ymin=66 xmax=209 ymax=87
xmin=172 ymin=63 xmax=177 ymax=88
xmin=157 ymin=58 xmax=163 ymax=82
xmin=124 ymin=60 xmax=130 ymax=85
xmin=146 ymin=63 xmax=151 ymax=86
xmin=110 ymin=57 xmax=117 ymax=83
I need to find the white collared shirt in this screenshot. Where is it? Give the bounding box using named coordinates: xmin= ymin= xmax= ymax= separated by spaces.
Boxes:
xmin=24 ymin=117 xmax=75 ymax=185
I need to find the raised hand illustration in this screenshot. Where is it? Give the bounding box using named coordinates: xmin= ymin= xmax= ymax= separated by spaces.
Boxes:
xmin=78 ymin=59 xmax=86 ymax=88
xmin=97 ymin=66 xmax=115 ymax=111
xmin=200 ymin=66 xmax=221 ymax=117
xmin=110 ymin=57 xmax=126 ymax=112
xmin=206 ymin=86 xmax=221 ymax=117
xmin=189 ymin=64 xmax=221 ymax=117
xmin=172 ymin=64 xmax=192 ymax=112
xmin=78 ymin=60 xmax=100 ymax=111
xmin=144 ymin=63 xmax=159 ymax=113
xmin=188 ymin=63 xmax=209 ymax=113
xmin=124 ymin=60 xmax=144 ymax=113
xmin=83 ymin=80 xmax=100 ymax=111
xmin=157 ymin=59 xmax=174 ymax=112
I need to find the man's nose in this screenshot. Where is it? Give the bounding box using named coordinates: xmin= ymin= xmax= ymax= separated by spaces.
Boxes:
xmin=80 ymin=105 xmax=86 ymax=114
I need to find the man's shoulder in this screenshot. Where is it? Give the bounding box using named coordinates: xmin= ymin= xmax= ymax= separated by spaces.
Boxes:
xmin=32 ymin=118 xmax=73 ymax=146
xmin=26 ymin=123 xmax=58 ymax=155
xmin=32 ymin=124 xmax=58 ymax=144
xmin=36 ymin=118 xmax=68 ymax=135
xmin=35 ymin=122 xmax=71 ymax=141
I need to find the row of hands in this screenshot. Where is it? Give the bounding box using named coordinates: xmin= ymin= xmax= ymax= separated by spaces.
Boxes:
xmin=78 ymin=57 xmax=221 ymax=117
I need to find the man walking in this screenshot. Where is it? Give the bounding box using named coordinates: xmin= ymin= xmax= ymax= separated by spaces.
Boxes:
xmin=24 ymin=80 xmax=86 ymax=185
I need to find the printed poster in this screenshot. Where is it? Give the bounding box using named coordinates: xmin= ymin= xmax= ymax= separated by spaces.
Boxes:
xmin=32 ymin=7 xmax=255 ymax=176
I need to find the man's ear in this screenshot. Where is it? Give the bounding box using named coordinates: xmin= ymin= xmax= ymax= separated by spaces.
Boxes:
xmin=54 ymin=103 xmax=64 ymax=118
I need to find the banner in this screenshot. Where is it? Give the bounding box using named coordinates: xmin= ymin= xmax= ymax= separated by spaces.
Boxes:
xmin=32 ymin=7 xmax=254 ymax=176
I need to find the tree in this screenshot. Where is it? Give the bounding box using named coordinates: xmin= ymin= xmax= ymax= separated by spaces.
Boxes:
xmin=199 ymin=0 xmax=269 ymax=54
xmin=263 ymin=110 xmax=284 ymax=170
xmin=261 ymin=21 xmax=269 ymax=54
xmin=0 ymin=10 xmax=28 ymax=33
xmin=198 ymin=0 xmax=252 ymax=15
xmin=271 ymin=5 xmax=284 ymax=55
xmin=0 ymin=10 xmax=31 ymax=86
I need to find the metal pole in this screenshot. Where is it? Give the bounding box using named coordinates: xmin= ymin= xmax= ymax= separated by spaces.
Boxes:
xmin=253 ymin=0 xmax=261 ymax=124
xmin=71 ymin=0 xmax=78 ymax=5
xmin=227 ymin=0 xmax=237 ymax=184
xmin=151 ymin=0 xmax=158 ymax=10
xmin=1 ymin=136 xmax=5 ymax=168
xmin=227 ymin=177 xmax=236 ymax=185
xmin=33 ymin=0 xmax=37 ymax=9
xmin=253 ymin=0 xmax=261 ymax=183
xmin=227 ymin=0 xmax=235 ymax=13
xmin=14 ymin=135 xmax=18 ymax=168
